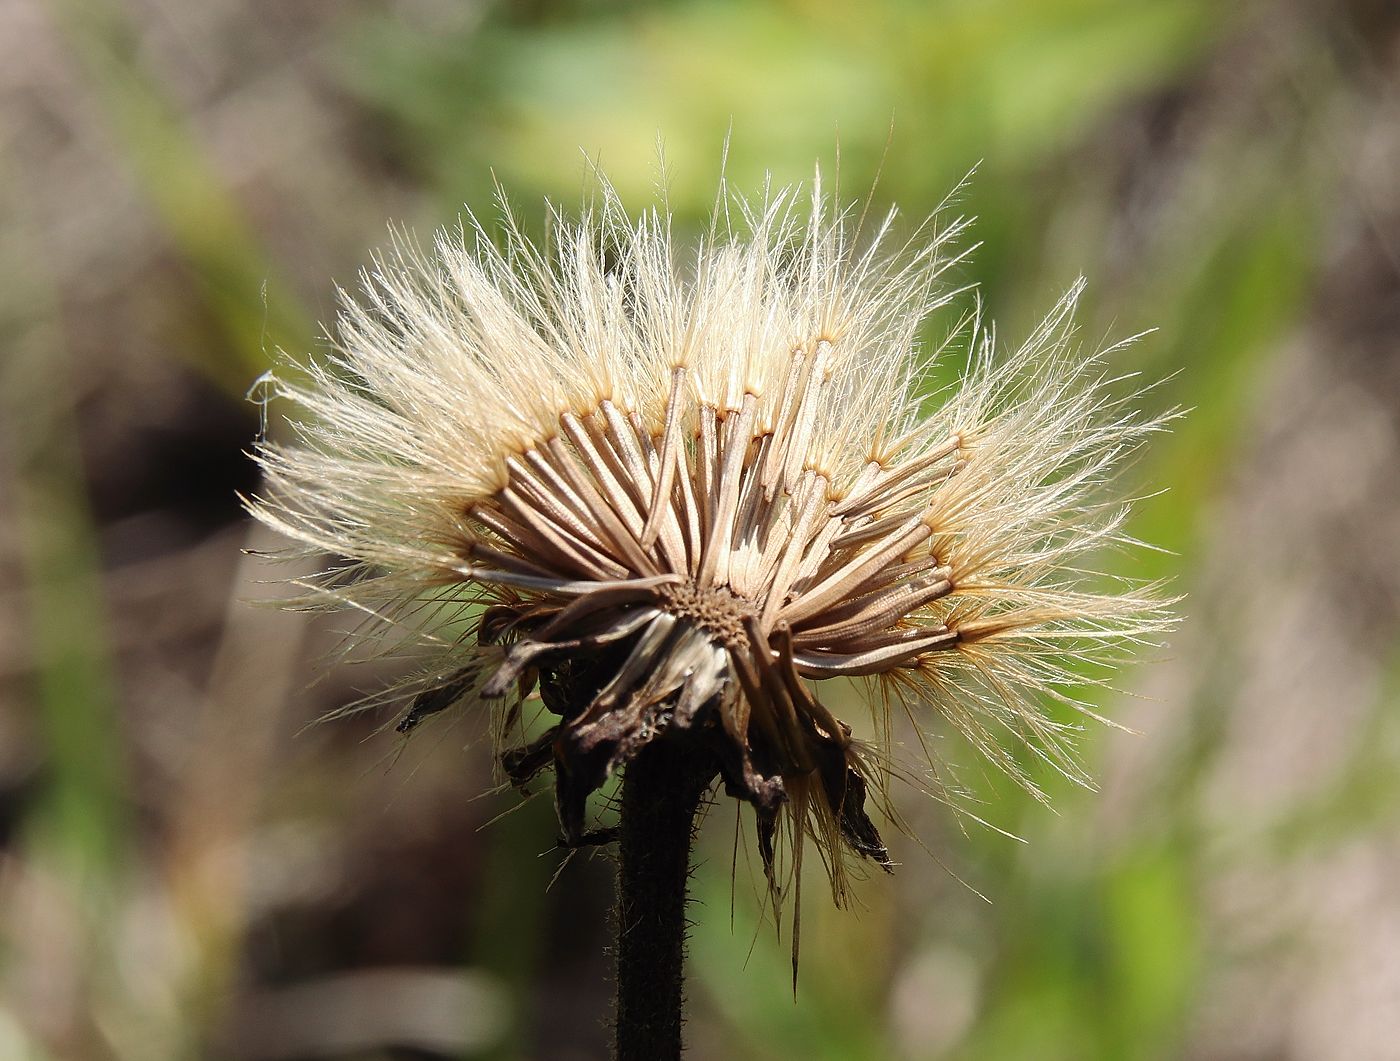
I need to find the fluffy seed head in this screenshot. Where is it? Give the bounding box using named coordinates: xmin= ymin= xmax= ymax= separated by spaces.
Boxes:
xmin=248 ymin=169 xmax=1172 ymax=901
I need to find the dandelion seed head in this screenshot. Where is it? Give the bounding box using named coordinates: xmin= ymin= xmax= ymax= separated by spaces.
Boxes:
xmin=248 ymin=167 xmax=1173 ymax=902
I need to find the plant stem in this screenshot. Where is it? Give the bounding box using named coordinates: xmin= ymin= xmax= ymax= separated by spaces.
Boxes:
xmin=614 ymin=740 xmax=717 ymax=1061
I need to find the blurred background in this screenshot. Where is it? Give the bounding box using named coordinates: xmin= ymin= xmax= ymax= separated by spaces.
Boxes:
xmin=3 ymin=0 xmax=1399 ymax=1057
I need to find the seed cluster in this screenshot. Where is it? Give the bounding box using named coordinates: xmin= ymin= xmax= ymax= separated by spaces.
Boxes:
xmin=247 ymin=175 xmax=1171 ymax=906
xmin=457 ymin=332 xmax=993 ymax=875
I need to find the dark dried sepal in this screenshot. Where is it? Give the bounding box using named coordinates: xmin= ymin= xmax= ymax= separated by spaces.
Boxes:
xmin=834 ymin=763 xmax=893 ymax=870
xmin=755 ymin=801 xmax=781 ymax=887
xmin=809 ymin=729 xmax=892 ymax=870
xmin=500 ymin=724 xmax=560 ymax=787
xmin=395 ymin=666 xmax=480 ymax=734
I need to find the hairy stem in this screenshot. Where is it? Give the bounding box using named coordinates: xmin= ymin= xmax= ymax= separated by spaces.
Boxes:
xmin=614 ymin=740 xmax=717 ymax=1061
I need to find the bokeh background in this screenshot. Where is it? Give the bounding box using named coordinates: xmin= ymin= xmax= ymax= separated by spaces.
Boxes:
xmin=4 ymin=0 xmax=1399 ymax=1058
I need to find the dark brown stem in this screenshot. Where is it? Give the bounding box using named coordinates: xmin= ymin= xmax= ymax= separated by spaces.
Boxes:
xmin=614 ymin=740 xmax=717 ymax=1061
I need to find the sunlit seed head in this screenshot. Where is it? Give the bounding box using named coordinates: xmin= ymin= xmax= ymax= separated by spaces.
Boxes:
xmin=247 ymin=166 xmax=1174 ymax=906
